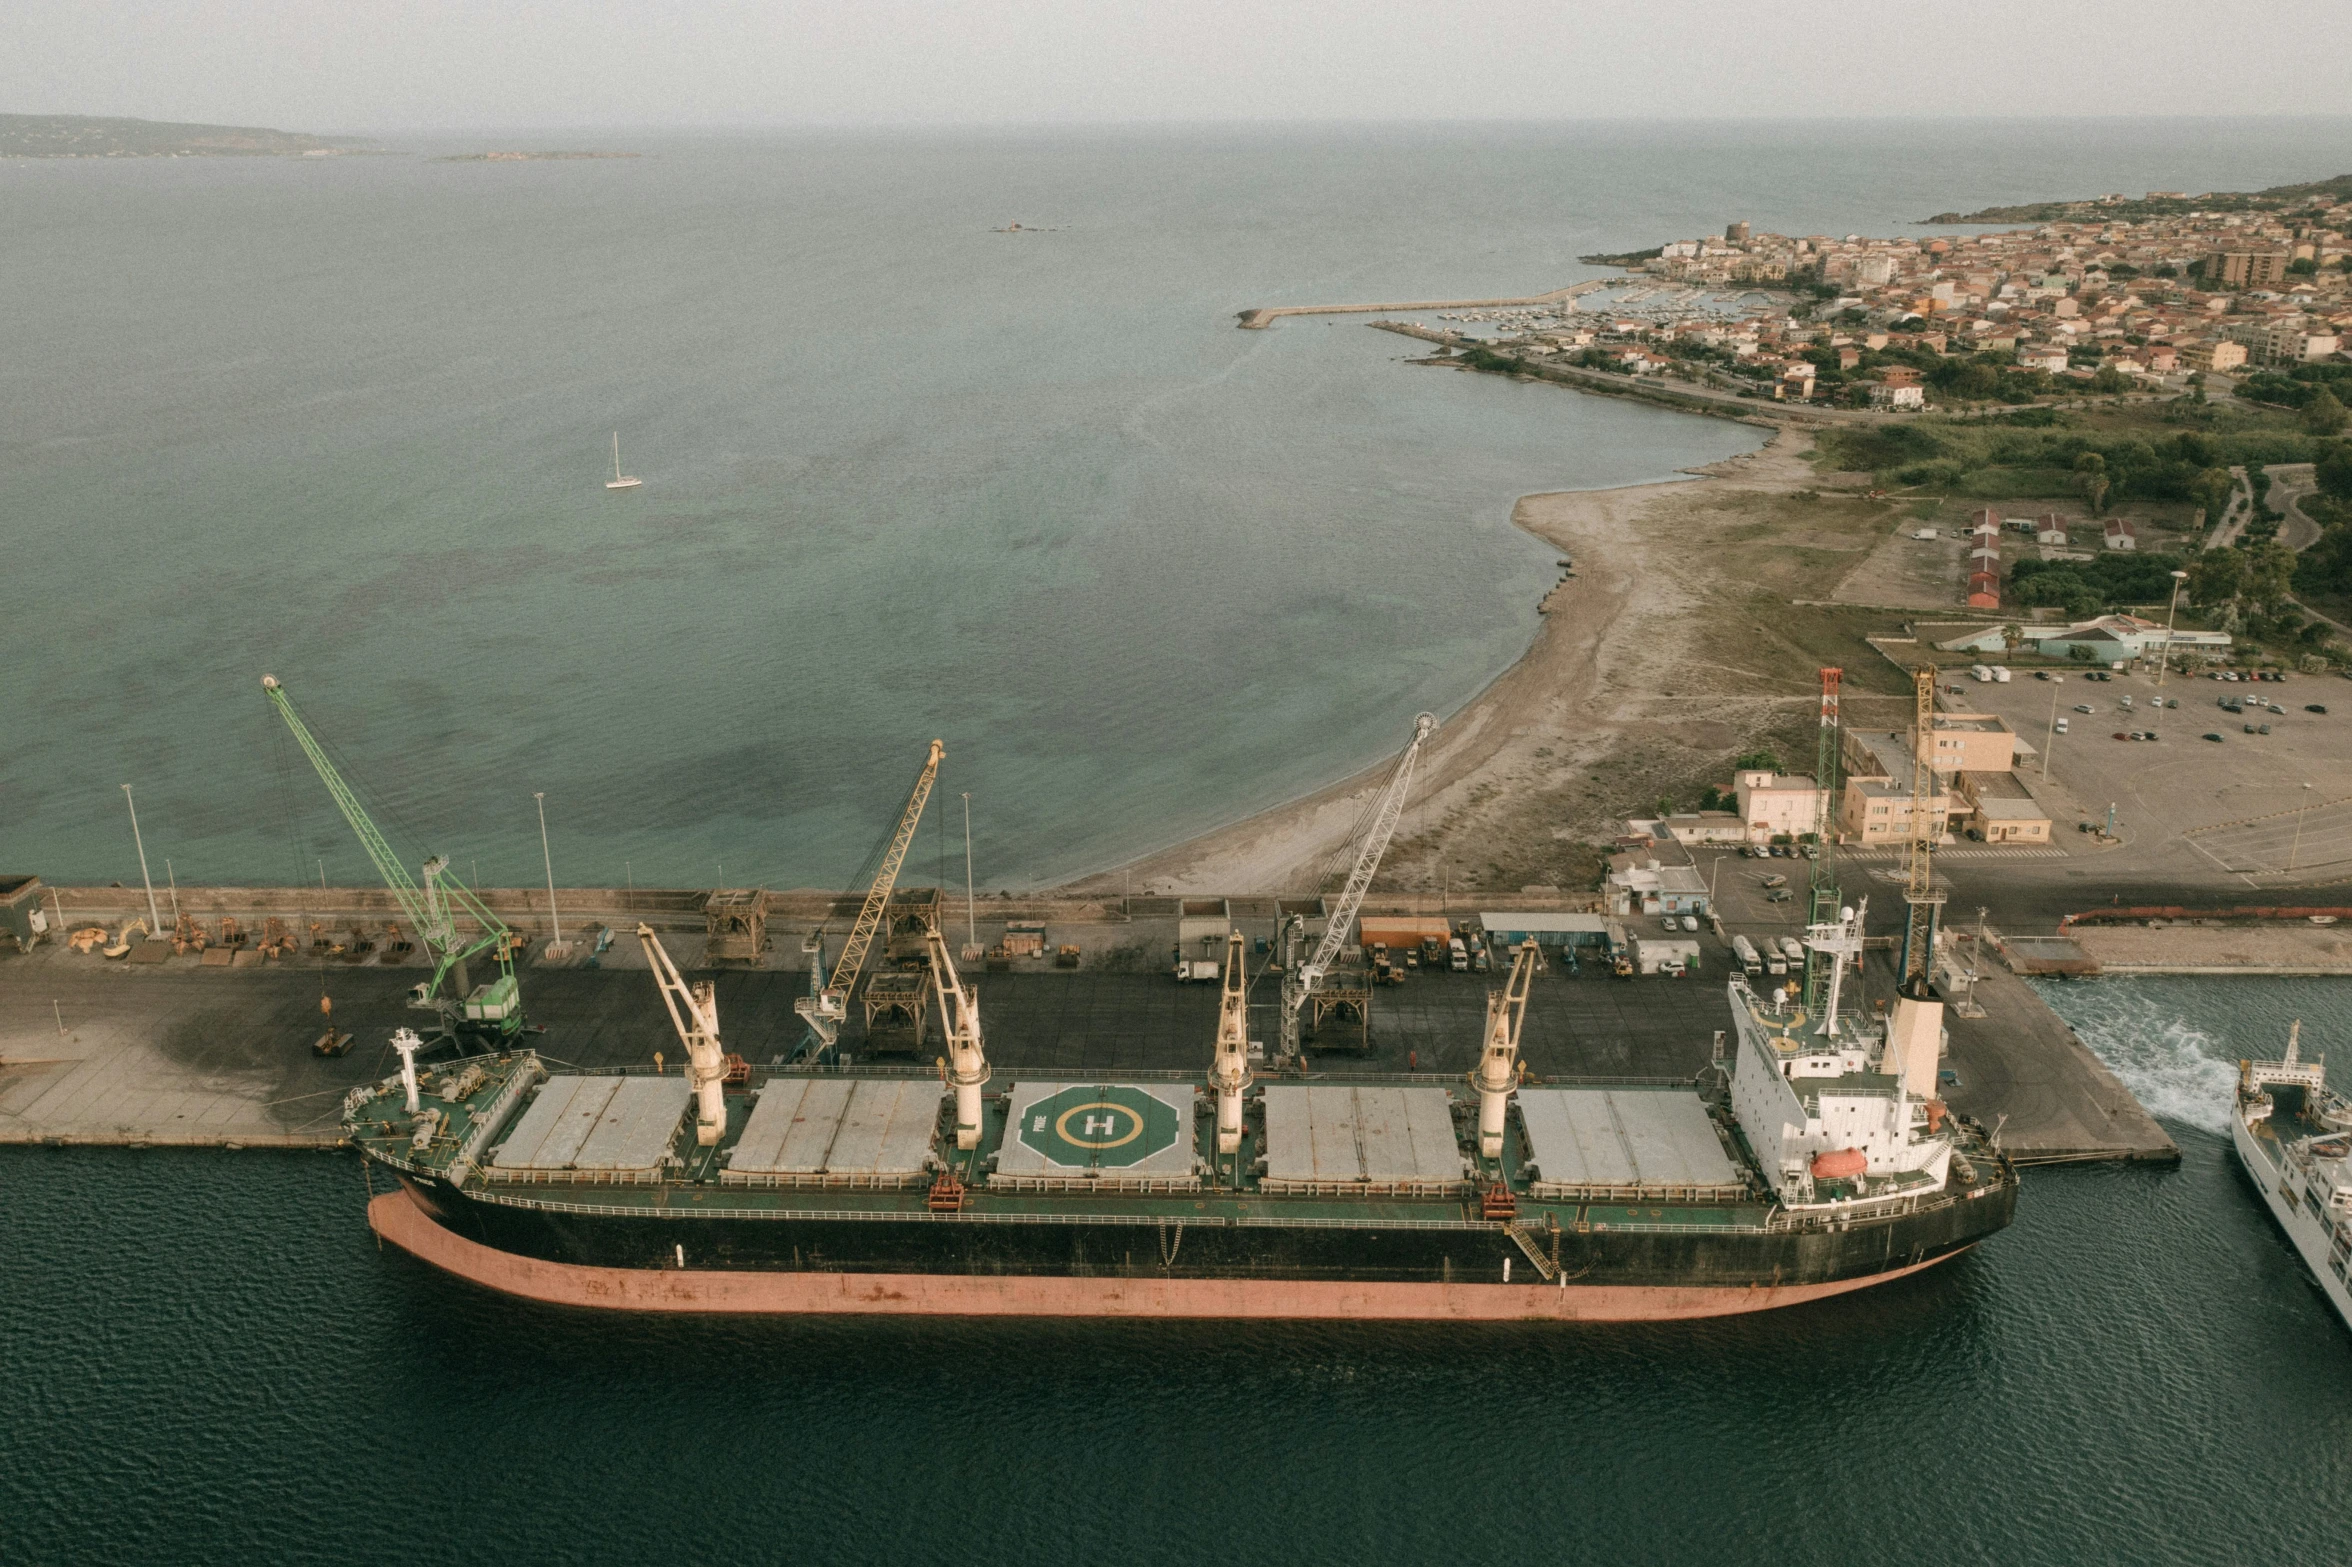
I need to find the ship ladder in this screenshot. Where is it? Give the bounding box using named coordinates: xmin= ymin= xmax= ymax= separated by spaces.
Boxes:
xmin=1506 ymin=1223 xmax=1561 ymax=1283
xmin=1156 ymin=1220 xmax=1185 ymax=1269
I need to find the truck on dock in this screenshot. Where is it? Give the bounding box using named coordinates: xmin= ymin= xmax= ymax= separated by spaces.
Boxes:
xmin=1732 ymin=934 xmax=1762 ymax=974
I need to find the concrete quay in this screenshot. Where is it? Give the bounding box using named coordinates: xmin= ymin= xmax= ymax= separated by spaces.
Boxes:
xmin=3 ymin=878 xmax=2175 ymax=1169
xmin=1234 ymin=280 xmax=1606 ymax=330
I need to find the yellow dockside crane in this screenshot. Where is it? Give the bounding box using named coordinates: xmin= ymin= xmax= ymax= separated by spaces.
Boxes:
xmin=795 ymin=740 xmax=945 ymax=1062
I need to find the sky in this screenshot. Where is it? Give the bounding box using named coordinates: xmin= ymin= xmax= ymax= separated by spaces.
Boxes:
xmin=7 ymin=0 xmax=2352 ymax=132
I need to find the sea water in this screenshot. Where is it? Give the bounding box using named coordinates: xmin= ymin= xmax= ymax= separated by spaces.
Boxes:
xmin=11 ymin=119 xmax=2352 ymax=891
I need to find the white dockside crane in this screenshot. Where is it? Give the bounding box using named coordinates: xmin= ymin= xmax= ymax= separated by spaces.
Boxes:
xmin=637 ymin=923 xmax=729 ymax=1147
xmin=1276 ymin=712 xmax=1438 ymax=1065
xmin=925 ymin=925 xmax=991 ymax=1151
xmin=1211 ymin=929 xmax=1252 ymax=1169
xmin=1470 ymin=940 xmax=1538 ymax=1164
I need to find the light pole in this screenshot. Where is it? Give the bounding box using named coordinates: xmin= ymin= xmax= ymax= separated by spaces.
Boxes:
xmin=2042 ymin=675 xmax=2065 ymax=780
xmin=961 ymin=792 xmax=976 ymax=951
xmin=120 ymin=784 xmax=161 ymax=935
xmin=2156 ymin=569 xmax=2189 ymax=688
xmin=2290 ymin=782 xmax=2315 ymax=872
xmin=534 ymin=792 xmax=564 ymax=954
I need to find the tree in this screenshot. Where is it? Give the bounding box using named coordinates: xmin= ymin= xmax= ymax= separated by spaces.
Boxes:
xmin=2188 ymin=465 xmax=2235 ymax=523
xmin=2317 ymin=445 xmax=2352 ymax=503
xmin=1733 ymin=750 xmax=1782 ymax=773
xmin=2306 ymin=389 xmax=2348 ymax=437
xmin=2186 ymin=548 xmax=2248 ymax=609
xmin=2074 ymin=451 xmax=2112 ymax=515
xmin=2243 ymin=539 xmax=2298 ymax=613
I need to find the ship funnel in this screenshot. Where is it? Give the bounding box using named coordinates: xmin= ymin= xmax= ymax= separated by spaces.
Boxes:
xmin=391 ymin=1027 xmax=423 ymax=1114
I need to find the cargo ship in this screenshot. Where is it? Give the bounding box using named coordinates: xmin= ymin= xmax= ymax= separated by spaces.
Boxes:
xmin=349 ymin=909 xmax=2016 ymax=1321
xmin=2232 ymin=1022 xmax=2352 ymax=1331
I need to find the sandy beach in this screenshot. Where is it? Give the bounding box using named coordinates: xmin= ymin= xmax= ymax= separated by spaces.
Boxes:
xmin=1059 ymin=422 xmax=1874 ymax=900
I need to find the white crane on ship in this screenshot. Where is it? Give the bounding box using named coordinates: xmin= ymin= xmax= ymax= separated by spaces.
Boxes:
xmin=636 ymin=923 xmax=730 ymax=1147
xmin=924 ymin=924 xmax=990 ymax=1151
xmin=1211 ymin=929 xmax=1252 ymax=1175
xmin=1469 ymin=939 xmax=1538 ymax=1165
xmin=1276 ymin=712 xmax=1438 ymax=1064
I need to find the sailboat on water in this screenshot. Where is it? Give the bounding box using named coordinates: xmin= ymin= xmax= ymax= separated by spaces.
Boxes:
xmin=605 ymin=431 xmax=642 ymax=491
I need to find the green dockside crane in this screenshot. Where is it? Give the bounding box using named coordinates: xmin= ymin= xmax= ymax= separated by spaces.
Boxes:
xmin=262 ymin=675 xmax=525 ymax=1047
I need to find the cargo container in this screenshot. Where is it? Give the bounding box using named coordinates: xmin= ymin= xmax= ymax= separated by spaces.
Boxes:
xmin=1356 ymin=916 xmax=1452 ymax=952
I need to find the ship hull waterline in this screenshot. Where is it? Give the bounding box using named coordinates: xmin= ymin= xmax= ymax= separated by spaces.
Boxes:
xmin=369 ymin=1188 xmax=1973 ymax=1322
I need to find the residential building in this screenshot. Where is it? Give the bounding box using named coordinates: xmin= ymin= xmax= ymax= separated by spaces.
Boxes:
xmin=2211 ymin=249 xmax=2291 ymax=288
xmin=1733 ymin=770 xmax=1827 ymax=842
xmin=2180 ymin=339 xmax=2249 ymax=373
xmin=2036 ymin=515 xmax=2070 ymax=546
xmin=1958 ymin=774 xmax=2053 ymax=844
xmin=2103 ymin=519 xmax=2138 ymax=551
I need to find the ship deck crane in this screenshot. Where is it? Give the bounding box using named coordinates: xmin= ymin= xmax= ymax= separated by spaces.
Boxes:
xmin=1277 ymin=713 xmax=1438 ymax=1064
xmin=1469 ymin=939 xmax=1537 ymax=1165
xmin=262 ymin=675 xmax=524 ymax=1046
xmin=1211 ymin=929 xmax=1251 ymax=1171
xmin=794 ymin=740 xmax=945 ymax=1062
xmin=1899 ymin=666 xmax=1946 ymax=994
xmin=636 ymin=923 xmax=728 ymax=1147
xmin=1802 ymin=666 xmax=1846 ymax=1017
xmin=925 ymin=925 xmax=989 ymax=1152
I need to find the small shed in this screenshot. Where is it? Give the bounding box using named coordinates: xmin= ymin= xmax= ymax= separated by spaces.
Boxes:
xmin=1178 ymin=898 xmax=1231 ymax=955
xmin=1479 ymin=912 xmax=1611 ymax=951
xmin=0 ymin=875 xmax=45 ymax=950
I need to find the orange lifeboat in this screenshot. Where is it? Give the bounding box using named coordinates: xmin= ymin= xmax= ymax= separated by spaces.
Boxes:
xmin=1811 ymin=1147 xmax=1867 ymax=1179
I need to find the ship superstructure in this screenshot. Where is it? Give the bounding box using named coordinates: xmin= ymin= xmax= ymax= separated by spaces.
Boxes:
xmin=347 ymin=911 xmax=2014 ymax=1321
xmin=2232 ymin=1023 xmax=2352 ymax=1331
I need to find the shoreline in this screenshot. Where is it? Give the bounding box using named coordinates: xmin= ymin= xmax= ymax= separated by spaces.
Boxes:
xmin=1054 ymin=427 xmax=1808 ymax=899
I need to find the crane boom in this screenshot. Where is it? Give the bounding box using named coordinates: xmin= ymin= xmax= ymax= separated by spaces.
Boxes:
xmin=1470 ymin=939 xmax=1537 ymax=1162
xmin=926 ymin=925 xmax=990 ymax=1151
xmin=636 ymin=923 xmax=727 ymax=1146
xmin=795 ymin=739 xmax=945 ymax=1059
xmin=261 ymin=675 xmax=521 ymax=1041
xmin=1278 ymin=712 xmax=1438 ymax=1061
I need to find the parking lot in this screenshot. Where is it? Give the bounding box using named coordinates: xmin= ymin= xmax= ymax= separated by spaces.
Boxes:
xmin=1949 ymin=665 xmax=2352 ymax=878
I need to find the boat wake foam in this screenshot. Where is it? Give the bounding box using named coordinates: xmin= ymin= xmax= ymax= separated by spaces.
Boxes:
xmin=2035 ymin=981 xmax=2238 ymax=1135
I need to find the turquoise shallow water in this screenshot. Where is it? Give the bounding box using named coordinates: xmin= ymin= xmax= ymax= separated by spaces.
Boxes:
xmin=11 ymin=119 xmax=2352 ymax=892
xmin=5 ymin=980 xmax=2352 ymax=1566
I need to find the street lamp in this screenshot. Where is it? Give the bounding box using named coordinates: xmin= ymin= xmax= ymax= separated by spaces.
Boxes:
xmin=2291 ymin=782 xmax=2315 ymax=873
xmin=961 ymin=792 xmax=976 ymax=951
xmin=120 ymin=784 xmax=162 ymax=935
xmin=2156 ymin=568 xmax=2189 ymax=688
xmin=534 ymin=791 xmax=564 ymax=955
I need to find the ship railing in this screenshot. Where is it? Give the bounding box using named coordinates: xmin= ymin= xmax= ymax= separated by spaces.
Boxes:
xmin=463 ymin=1188 xmax=1517 ymax=1232
xmin=529 ymin=1059 xmax=1693 ymax=1091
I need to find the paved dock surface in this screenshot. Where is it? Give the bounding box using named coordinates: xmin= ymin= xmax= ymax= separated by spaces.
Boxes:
xmin=0 ymin=944 xmax=1723 ymax=1146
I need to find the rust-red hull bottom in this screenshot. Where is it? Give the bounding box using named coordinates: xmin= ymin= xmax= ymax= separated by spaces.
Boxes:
xmin=369 ymin=1190 xmax=1965 ymax=1322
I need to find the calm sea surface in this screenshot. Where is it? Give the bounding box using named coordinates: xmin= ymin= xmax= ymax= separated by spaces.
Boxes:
xmin=4 ymin=976 xmax=2350 ymax=1566
xmin=11 ymin=119 xmax=2352 ymax=891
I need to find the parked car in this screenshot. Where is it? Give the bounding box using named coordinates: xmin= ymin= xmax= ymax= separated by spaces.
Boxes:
xmin=2055 ymin=718 xmax=2070 ymax=733
xmin=2308 ymin=704 xmax=2329 ymax=714
xmin=2034 ymin=671 xmax=2052 ymax=681
xmin=2073 ymin=704 xmax=2095 ymax=714
xmin=1760 ymin=873 xmax=1788 ymax=888
xmin=1765 ymin=888 xmax=1793 ymax=903
xmin=2204 ymin=732 xmax=2225 ymax=742
xmin=1681 ymin=914 xmax=1700 ymax=933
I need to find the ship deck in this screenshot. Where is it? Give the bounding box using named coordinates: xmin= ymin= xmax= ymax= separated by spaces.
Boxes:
xmin=352 ymin=1046 xmax=1997 ymax=1238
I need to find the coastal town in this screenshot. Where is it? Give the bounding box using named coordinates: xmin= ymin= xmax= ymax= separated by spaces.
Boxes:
xmin=1418 ymin=195 xmax=2351 ymax=408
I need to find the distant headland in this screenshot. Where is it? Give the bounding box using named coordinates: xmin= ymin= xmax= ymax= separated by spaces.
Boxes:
xmin=1925 ymin=173 xmax=2352 ymax=225
xmin=433 ymin=151 xmax=642 ymax=163
xmin=0 ymin=113 xmax=368 ymax=158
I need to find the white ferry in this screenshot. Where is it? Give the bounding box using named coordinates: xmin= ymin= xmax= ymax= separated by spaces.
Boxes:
xmin=2231 ymin=1022 xmax=2352 ymax=1331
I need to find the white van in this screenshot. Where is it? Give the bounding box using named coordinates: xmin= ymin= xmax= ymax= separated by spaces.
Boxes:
xmin=1970 ymin=664 xmax=1993 ymax=682
xmin=2055 ymin=717 xmax=2070 ymax=734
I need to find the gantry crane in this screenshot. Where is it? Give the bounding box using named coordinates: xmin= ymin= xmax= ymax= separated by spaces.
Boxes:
xmin=1469 ymin=939 xmax=1537 ymax=1166
xmin=1210 ymin=929 xmax=1251 ymax=1177
xmin=1899 ymin=666 xmax=1946 ymax=994
xmin=795 ymin=740 xmax=945 ymax=1062
xmin=1277 ymin=713 xmax=1438 ymax=1063
xmin=636 ymin=923 xmax=728 ymax=1146
xmin=262 ymin=675 xmax=524 ymax=1047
